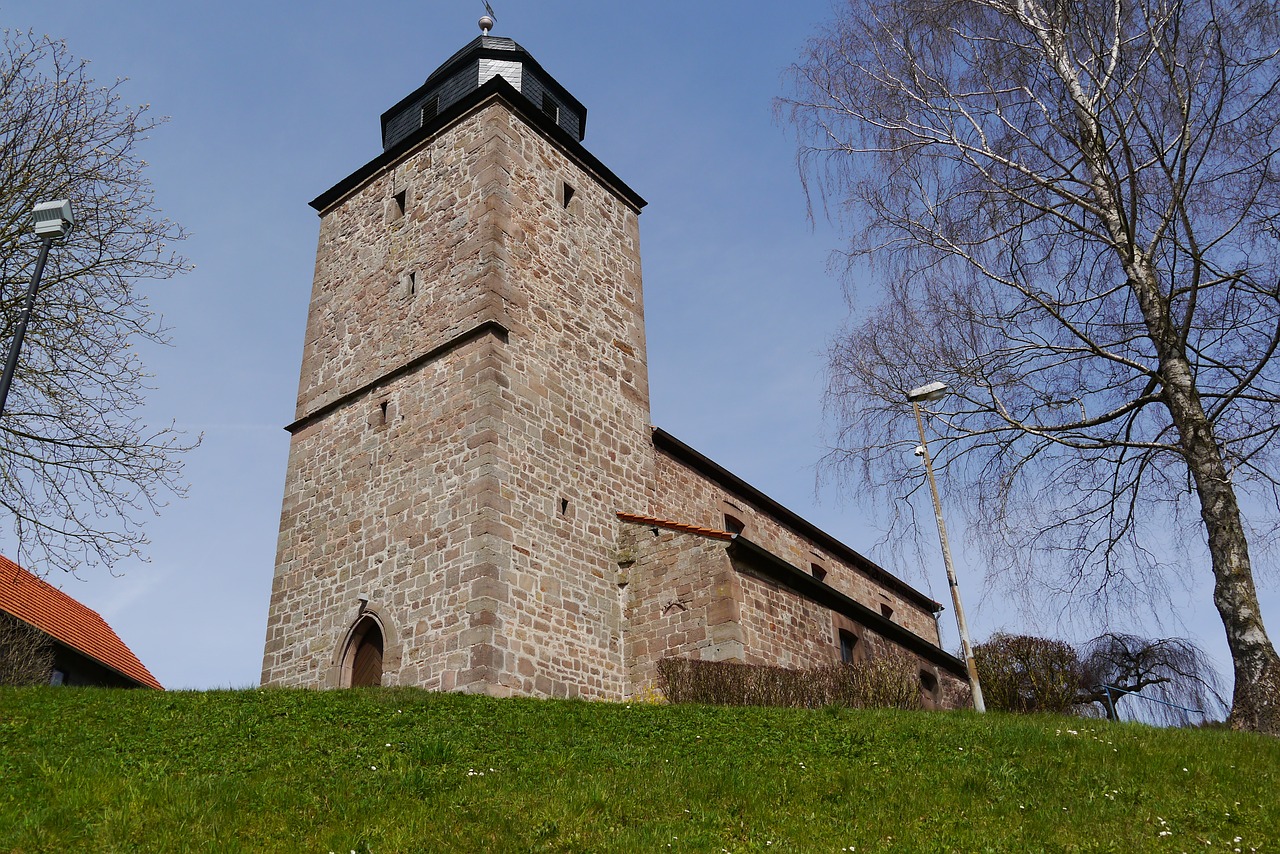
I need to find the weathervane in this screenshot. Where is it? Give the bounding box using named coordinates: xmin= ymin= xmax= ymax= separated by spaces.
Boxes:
xmin=480 ymin=2 xmax=496 ymax=35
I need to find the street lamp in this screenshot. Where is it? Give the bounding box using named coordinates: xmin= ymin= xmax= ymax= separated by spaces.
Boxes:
xmin=0 ymin=200 xmax=74 ymax=420
xmin=906 ymin=380 xmax=986 ymax=713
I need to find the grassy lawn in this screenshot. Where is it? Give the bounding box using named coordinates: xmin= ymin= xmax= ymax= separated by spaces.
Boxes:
xmin=0 ymin=687 xmax=1274 ymax=852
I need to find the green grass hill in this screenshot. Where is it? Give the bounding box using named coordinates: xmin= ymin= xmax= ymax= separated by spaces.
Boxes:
xmin=1 ymin=687 xmax=1275 ymax=852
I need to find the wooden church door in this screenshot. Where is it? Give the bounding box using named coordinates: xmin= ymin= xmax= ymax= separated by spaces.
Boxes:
xmin=349 ymin=619 xmax=384 ymax=687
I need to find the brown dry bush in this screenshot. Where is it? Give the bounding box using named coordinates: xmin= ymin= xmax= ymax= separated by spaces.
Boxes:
xmin=0 ymin=612 xmax=52 ymax=686
xmin=973 ymin=633 xmax=1084 ymax=715
xmin=657 ymin=656 xmax=922 ymax=711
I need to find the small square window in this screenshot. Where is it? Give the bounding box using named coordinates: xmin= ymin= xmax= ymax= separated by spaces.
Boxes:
xmin=839 ymin=630 xmax=858 ymax=664
xmin=811 ymin=563 xmax=827 ymax=582
xmin=880 ymin=603 xmax=894 ymax=621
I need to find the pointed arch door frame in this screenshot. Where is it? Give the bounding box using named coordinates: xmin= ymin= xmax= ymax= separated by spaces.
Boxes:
xmin=327 ymin=602 xmax=402 ymax=688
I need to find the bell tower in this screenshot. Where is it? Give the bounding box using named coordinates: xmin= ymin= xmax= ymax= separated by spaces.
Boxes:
xmin=261 ymin=22 xmax=652 ymax=697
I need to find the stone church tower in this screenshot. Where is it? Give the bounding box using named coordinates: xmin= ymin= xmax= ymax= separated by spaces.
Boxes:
xmin=262 ymin=24 xmax=973 ymax=706
xmin=261 ymin=27 xmax=653 ymax=696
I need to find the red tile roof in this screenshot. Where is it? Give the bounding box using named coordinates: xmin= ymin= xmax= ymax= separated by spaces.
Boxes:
xmin=616 ymin=512 xmax=736 ymax=541
xmin=0 ymin=555 xmax=162 ymax=690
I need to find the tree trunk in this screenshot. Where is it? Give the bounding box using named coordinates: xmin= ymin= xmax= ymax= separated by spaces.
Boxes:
xmin=1127 ymin=261 xmax=1280 ymax=734
xmin=1057 ymin=33 xmax=1280 ymax=730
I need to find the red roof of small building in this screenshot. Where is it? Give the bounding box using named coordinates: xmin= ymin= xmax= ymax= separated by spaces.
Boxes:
xmin=0 ymin=554 xmax=163 ymax=690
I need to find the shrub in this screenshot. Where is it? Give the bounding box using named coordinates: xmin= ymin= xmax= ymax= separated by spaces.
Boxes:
xmin=656 ymin=656 xmax=922 ymax=710
xmin=0 ymin=612 xmax=53 ymax=686
xmin=973 ymin=633 xmax=1085 ymax=715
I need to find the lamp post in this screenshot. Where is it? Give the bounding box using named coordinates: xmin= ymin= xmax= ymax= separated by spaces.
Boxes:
xmin=906 ymin=381 xmax=986 ymax=713
xmin=0 ymin=200 xmax=74 ymax=420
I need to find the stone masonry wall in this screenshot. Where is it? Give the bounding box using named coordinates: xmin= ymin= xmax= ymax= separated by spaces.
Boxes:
xmin=264 ymin=94 xmax=654 ymax=698
xmin=618 ymin=522 xmax=742 ymax=696
xmin=734 ymin=565 xmax=959 ymax=708
xmin=650 ymin=448 xmax=943 ymax=645
xmin=617 ymin=519 xmax=965 ymax=708
xmin=263 ymin=78 xmax=961 ymax=705
xmin=484 ymin=102 xmax=654 ymax=698
xmin=265 ymin=101 xmax=529 ymax=690
xmin=262 ymin=329 xmax=507 ymax=688
xmin=292 ymin=104 xmax=521 ymax=421
xmin=733 ymin=563 xmax=843 ymax=670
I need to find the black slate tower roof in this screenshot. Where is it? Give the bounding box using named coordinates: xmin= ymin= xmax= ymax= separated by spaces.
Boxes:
xmin=381 ymin=35 xmax=588 ymax=151
xmin=312 ymin=30 xmax=642 ymax=214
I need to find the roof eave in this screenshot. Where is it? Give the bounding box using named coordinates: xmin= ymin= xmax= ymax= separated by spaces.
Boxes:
xmin=315 ymin=76 xmax=643 ymax=215
xmin=48 ymin=634 xmax=164 ymax=690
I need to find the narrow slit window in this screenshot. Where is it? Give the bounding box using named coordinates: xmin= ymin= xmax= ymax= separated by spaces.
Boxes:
xmin=560 ymin=498 xmax=569 ymax=515
xmin=420 ymin=96 xmax=439 ymax=126
xmin=561 ymin=181 xmax=575 ymax=208
xmin=397 ymin=272 xmax=416 ymax=300
xmin=542 ymin=93 xmax=559 ymax=123
xmin=391 ymin=189 xmax=407 ymax=222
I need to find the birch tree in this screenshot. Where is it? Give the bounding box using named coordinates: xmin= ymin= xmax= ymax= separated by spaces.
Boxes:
xmin=784 ymin=0 xmax=1280 ymax=732
xmin=0 ymin=31 xmax=193 ymax=575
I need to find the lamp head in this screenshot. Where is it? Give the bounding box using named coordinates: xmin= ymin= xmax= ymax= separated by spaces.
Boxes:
xmin=32 ymin=199 xmax=74 ymax=240
xmin=906 ymin=381 xmax=949 ymax=402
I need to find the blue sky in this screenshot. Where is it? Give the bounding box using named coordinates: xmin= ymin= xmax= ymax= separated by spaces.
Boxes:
xmin=6 ymin=1 xmax=1271 ymax=697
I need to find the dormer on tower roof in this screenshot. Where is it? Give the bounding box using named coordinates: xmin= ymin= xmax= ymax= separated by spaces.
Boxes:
xmin=380 ymin=34 xmax=588 ymax=151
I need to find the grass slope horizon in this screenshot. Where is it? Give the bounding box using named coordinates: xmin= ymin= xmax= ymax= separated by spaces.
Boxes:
xmin=2 ymin=687 xmax=1275 ymax=852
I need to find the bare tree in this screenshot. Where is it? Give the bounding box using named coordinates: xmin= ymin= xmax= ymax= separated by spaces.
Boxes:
xmin=1080 ymin=632 xmax=1228 ymax=725
xmin=0 ymin=611 xmax=53 ymax=686
xmin=784 ymin=0 xmax=1280 ymax=732
xmin=0 ymin=30 xmax=193 ymax=575
xmin=974 ymin=632 xmax=1226 ymax=724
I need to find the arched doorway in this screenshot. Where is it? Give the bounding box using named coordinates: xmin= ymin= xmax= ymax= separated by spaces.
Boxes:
xmin=346 ymin=617 xmax=384 ymax=687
